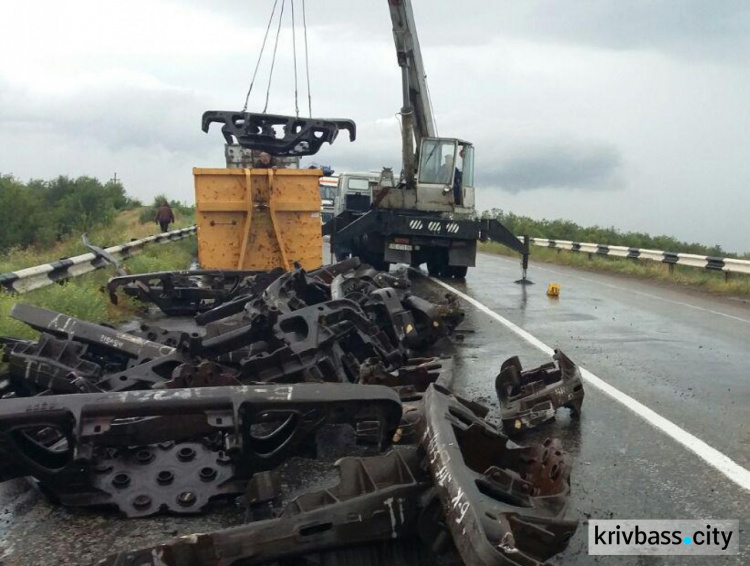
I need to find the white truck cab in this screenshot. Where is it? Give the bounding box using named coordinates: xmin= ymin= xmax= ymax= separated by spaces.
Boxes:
xmin=373 ymin=138 xmax=476 ymax=215
xmin=332 ymin=172 xmax=382 ymax=217
xmin=319 ymin=176 xmax=338 ymax=223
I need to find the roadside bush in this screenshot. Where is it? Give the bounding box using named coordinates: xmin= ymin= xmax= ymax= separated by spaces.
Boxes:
xmin=0 ymin=174 xmax=141 ymax=250
xmin=482 ymin=208 xmax=731 ymax=257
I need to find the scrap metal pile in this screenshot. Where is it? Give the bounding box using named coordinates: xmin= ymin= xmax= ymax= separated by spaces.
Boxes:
xmin=0 ymin=258 xmax=585 ymax=566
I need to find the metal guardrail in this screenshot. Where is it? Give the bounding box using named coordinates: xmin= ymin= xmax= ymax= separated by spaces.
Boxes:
xmin=526 ymin=238 xmax=750 ymax=275
xmin=0 ymin=226 xmax=197 ymax=294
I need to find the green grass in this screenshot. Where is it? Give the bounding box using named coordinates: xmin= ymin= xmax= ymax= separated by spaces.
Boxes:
xmin=479 ymin=241 xmax=750 ymax=298
xmin=0 ymin=208 xmax=195 ymax=274
xmin=0 ymin=208 xmax=196 ymax=340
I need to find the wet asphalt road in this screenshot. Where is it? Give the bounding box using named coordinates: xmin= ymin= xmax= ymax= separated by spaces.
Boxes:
xmin=410 ymin=251 xmax=750 ymax=565
xmin=1 ymin=249 xmax=749 ymax=565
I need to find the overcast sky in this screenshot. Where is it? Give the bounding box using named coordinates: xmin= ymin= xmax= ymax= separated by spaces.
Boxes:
xmin=1 ymin=1 xmax=748 ymax=251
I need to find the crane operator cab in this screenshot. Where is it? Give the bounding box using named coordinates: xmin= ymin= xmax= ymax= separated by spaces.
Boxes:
xmin=375 ymin=137 xmax=476 ymax=215
xmin=418 ymin=138 xmax=475 ymax=209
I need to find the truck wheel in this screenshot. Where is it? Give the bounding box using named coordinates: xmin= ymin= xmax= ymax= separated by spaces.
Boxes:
xmin=448 ymin=265 xmax=468 ymax=279
xmin=334 ymin=251 xmax=350 ymax=261
xmin=427 ymin=260 xmax=443 ymax=277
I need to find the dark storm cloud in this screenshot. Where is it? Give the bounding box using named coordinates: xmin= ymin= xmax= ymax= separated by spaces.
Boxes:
xmin=496 ymin=0 xmax=750 ymax=61
xmin=189 ymin=0 xmax=750 ymax=61
xmin=480 ymin=142 xmax=623 ymax=194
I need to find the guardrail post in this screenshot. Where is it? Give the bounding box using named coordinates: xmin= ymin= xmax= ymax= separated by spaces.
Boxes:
xmin=668 ymin=263 xmax=675 ymax=274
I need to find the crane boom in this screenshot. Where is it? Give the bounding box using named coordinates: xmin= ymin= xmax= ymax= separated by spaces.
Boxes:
xmin=388 ymin=0 xmax=436 ymax=185
xmin=326 ymin=0 xmax=532 ymax=283
xmin=389 ymin=0 xmax=436 ymax=142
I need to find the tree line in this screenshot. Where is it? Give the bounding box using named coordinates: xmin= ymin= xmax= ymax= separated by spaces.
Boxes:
xmin=0 ymin=173 xmax=739 ymax=258
xmin=0 ymin=174 xmax=192 ymax=250
xmin=483 ymin=208 xmax=743 ymax=259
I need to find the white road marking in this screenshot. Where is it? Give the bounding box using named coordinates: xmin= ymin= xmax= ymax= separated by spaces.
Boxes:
xmin=481 ymin=252 xmax=750 ymax=325
xmin=424 ymin=272 xmax=750 ymax=493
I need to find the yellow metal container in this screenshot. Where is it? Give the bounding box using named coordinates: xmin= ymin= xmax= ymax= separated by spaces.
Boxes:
xmin=193 ymin=167 xmax=323 ymax=271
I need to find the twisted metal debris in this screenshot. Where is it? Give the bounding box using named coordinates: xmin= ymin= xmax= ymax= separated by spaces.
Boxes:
xmin=0 ymin=258 xmax=584 ymax=565
xmin=495 ymin=350 xmax=585 ymax=435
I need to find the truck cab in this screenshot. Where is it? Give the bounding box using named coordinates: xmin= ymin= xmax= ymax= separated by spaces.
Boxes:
xmin=373 ymin=138 xmax=476 ymax=215
xmin=319 ymin=176 xmax=338 ymax=223
xmin=333 ymin=172 xmax=381 ymax=217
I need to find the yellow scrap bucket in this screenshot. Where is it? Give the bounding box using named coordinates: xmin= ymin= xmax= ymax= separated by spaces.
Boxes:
xmin=194 ymin=167 xmax=323 ymax=271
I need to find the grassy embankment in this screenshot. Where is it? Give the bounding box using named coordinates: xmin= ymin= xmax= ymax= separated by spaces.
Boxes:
xmin=479 ymin=241 xmax=750 ymax=297
xmin=0 ymin=208 xmax=197 ymax=340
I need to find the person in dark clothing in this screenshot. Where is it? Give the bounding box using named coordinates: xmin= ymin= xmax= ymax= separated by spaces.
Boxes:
xmin=154 ymin=200 xmax=175 ymax=232
xmin=453 ymin=147 xmax=465 ymax=205
xmin=453 ymin=168 xmax=463 ymax=205
xmin=254 ymin=152 xmax=276 ymax=168
xmin=438 ymin=152 xmax=463 ymax=205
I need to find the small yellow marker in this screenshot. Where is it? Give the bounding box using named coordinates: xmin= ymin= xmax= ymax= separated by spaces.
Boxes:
xmin=547 ymin=282 xmax=561 ymax=298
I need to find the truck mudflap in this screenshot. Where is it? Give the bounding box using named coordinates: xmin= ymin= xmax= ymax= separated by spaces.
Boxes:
xmin=419 ymin=385 xmax=578 ymax=566
xmin=495 ymin=350 xmax=585 ymax=435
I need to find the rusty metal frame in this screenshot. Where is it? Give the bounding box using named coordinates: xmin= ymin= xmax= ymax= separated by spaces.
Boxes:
xmin=106 ymin=270 xmax=263 ymax=316
xmin=419 ymin=385 xmax=578 ymax=565
xmin=201 ymin=111 xmax=356 ymax=157
xmin=98 ymin=448 xmax=427 ymax=565
xmin=0 ymin=384 xmax=402 ymax=517
xmin=495 ymin=350 xmax=585 ymax=434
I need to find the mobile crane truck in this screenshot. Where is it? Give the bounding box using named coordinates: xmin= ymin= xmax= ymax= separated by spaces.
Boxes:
xmin=324 ymin=0 xmax=530 ymax=280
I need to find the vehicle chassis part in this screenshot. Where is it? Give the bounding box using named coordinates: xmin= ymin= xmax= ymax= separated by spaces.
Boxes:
xmin=98 ymin=448 xmax=428 ymax=565
xmin=95 ymin=386 xmax=578 ymax=564
xmin=107 ymin=270 xmax=264 ymax=317
xmin=201 ymin=111 xmax=357 ymax=157
xmin=495 ymin=349 xmax=584 ymax=434
xmin=0 ymin=384 xmax=402 ymax=517
xmin=419 ymin=385 xmax=578 ymax=565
